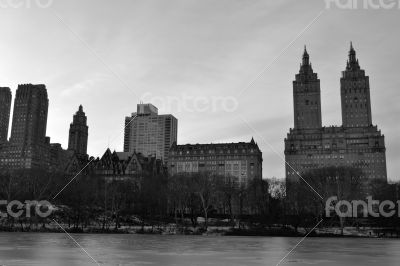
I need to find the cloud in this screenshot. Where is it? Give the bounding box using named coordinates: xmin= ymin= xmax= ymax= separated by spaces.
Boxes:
xmin=1 ymin=0 xmax=398 ymax=180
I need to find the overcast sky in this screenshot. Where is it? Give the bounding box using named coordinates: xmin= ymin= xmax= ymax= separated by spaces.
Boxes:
xmin=1 ymin=0 xmax=399 ymax=181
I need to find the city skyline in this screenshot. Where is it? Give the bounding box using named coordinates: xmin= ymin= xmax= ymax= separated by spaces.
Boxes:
xmin=1 ymin=0 xmax=399 ymax=180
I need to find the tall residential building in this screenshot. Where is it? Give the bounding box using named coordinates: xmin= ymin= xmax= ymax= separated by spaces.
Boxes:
xmin=285 ymin=44 xmax=387 ymax=185
xmin=2 ymin=84 xmax=50 ymax=169
xmin=68 ymin=105 xmax=89 ymax=158
xmin=341 ymin=42 xmax=373 ymax=128
xmin=168 ymin=139 xmax=263 ymax=184
xmin=124 ymin=103 xmax=177 ymax=163
xmin=123 ymin=116 xmax=131 ymax=152
xmin=293 ymin=47 xmax=322 ymax=129
xmin=9 ymin=84 xmax=48 ymax=145
xmin=0 ymin=87 xmax=12 ymax=144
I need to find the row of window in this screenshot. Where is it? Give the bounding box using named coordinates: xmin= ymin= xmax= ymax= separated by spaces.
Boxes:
xmin=172 ymin=149 xmax=256 ymax=155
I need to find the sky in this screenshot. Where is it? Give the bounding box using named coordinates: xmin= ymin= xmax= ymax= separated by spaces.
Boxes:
xmin=0 ymin=0 xmax=399 ymax=181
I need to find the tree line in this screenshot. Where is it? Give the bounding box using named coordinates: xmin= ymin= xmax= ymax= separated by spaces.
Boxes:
xmin=0 ymin=166 xmax=399 ymax=234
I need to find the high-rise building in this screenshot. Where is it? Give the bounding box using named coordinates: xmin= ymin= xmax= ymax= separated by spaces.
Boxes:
xmin=68 ymin=105 xmax=89 ymax=157
xmin=168 ymin=139 xmax=263 ymax=184
xmin=0 ymin=87 xmax=12 ymax=144
xmin=1 ymin=84 xmax=50 ymax=169
xmin=124 ymin=103 xmax=177 ymax=163
xmin=0 ymin=84 xmax=86 ymax=172
xmin=123 ymin=116 xmax=131 ymax=152
xmin=341 ymin=42 xmax=373 ymax=128
xmin=68 ymin=105 xmax=89 ymax=158
xmin=285 ymin=44 xmax=387 ymax=184
xmin=9 ymin=84 xmax=48 ymax=145
xmin=293 ymin=47 xmax=322 ymax=129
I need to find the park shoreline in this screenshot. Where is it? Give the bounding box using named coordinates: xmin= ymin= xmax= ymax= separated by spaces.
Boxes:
xmin=1 ymin=224 xmax=399 ymax=238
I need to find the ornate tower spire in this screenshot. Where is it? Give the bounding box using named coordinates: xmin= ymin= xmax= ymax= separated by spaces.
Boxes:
xmin=299 ymin=45 xmax=314 ymax=76
xmin=68 ymin=105 xmax=89 ymax=159
xmin=347 ymin=41 xmax=360 ymax=70
xmin=302 ymin=45 xmax=310 ymax=66
xmin=341 ymin=43 xmax=372 ymax=128
xmin=293 ymin=46 xmax=322 ymax=129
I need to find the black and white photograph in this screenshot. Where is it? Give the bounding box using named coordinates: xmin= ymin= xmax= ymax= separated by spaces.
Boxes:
xmin=0 ymin=0 xmax=399 ymax=265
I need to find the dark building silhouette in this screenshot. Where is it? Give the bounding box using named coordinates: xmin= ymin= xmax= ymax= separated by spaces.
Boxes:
xmin=0 ymin=87 xmax=12 ymax=144
xmin=285 ymin=44 xmax=387 ymax=184
xmin=0 ymin=84 xmax=89 ymax=172
xmin=9 ymin=84 xmax=48 ymax=145
xmin=123 ymin=116 xmax=131 ymax=152
xmin=92 ymin=149 xmax=165 ymax=181
xmin=169 ymin=139 xmax=263 ymax=185
xmin=341 ymin=42 xmax=373 ymax=128
xmin=0 ymin=84 xmax=50 ymax=169
xmin=68 ymin=105 xmax=88 ymax=159
xmin=293 ymin=46 xmax=322 ymax=129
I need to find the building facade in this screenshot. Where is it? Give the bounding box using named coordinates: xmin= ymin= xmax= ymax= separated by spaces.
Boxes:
xmin=92 ymin=149 xmax=165 ymax=181
xmin=123 ymin=103 xmax=177 ymax=163
xmin=293 ymin=47 xmax=322 ymax=129
xmin=0 ymin=84 xmax=80 ymax=172
xmin=168 ymin=139 xmax=263 ymax=184
xmin=0 ymin=87 xmax=12 ymax=144
xmin=68 ymin=105 xmax=89 ymax=159
xmin=0 ymin=84 xmax=50 ymax=169
xmin=285 ymin=44 xmax=387 ymax=183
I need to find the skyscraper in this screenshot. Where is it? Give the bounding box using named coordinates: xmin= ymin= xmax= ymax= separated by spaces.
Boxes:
xmin=10 ymin=84 xmax=48 ymax=145
xmin=285 ymin=44 xmax=387 ymax=184
xmin=341 ymin=42 xmax=373 ymax=128
xmin=293 ymin=47 xmax=322 ymax=129
xmin=124 ymin=103 xmax=177 ymax=163
xmin=68 ymin=105 xmax=89 ymax=159
xmin=123 ymin=116 xmax=131 ymax=152
xmin=5 ymin=84 xmax=49 ymax=169
xmin=0 ymin=87 xmax=11 ymax=144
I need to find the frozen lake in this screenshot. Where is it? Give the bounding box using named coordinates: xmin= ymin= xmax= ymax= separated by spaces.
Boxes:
xmin=0 ymin=233 xmax=399 ymax=265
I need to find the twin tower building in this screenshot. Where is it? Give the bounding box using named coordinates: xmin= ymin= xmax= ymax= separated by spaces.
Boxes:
xmin=285 ymin=43 xmax=387 ymax=182
xmin=0 ymin=84 xmax=88 ymax=170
